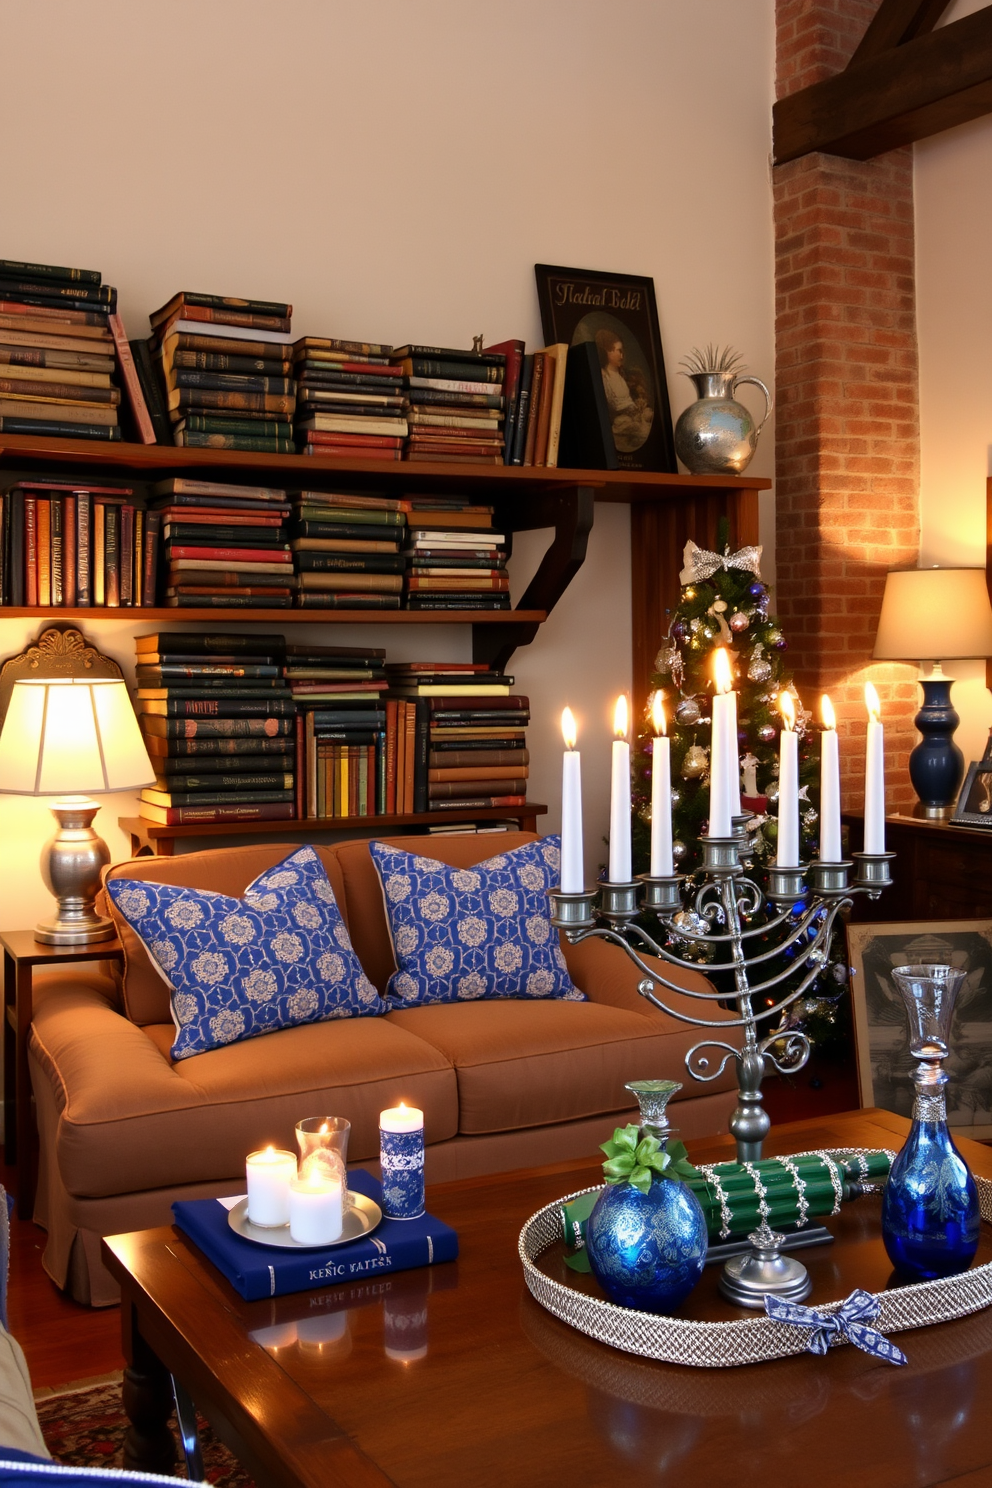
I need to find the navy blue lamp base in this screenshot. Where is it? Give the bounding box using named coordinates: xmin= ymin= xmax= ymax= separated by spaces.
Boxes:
xmin=908 ymin=677 xmax=964 ymax=818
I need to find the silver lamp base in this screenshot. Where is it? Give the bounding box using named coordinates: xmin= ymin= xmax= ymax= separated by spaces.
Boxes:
xmin=718 ymin=1224 xmax=812 ymax=1308
xmin=35 ymin=797 xmax=115 ymax=946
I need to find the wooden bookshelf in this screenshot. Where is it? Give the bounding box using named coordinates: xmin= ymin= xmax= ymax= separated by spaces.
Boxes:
xmin=0 ymin=606 xmax=545 ymax=626
xmin=120 ymin=807 xmax=548 ymax=858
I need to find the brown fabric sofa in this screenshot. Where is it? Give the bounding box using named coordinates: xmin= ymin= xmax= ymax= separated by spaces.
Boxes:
xmin=28 ymin=832 xmax=740 ymax=1305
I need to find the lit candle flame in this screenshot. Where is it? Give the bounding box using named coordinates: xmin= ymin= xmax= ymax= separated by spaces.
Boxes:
xmin=264 ymin=1145 xmax=275 ymax=1158
xmin=779 ymin=693 xmax=796 ymax=731
xmin=865 ymin=682 xmax=881 ymax=722
xmin=821 ymin=695 xmax=836 ymax=731
xmin=319 ymin=1121 xmax=329 ymax=1135
xmin=713 ymin=648 xmax=733 ymax=696
xmin=398 ymin=1102 xmax=407 ymax=1112
xmin=561 ymin=707 xmax=577 ymax=750
xmin=650 ymin=691 xmax=667 ymax=737
xmin=613 ymin=695 xmax=628 ymax=740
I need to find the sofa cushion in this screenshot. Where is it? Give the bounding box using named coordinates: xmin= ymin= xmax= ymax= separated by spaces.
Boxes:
xmin=370 ymin=837 xmax=581 ymax=1007
xmin=384 ymin=999 xmax=721 ymax=1135
xmin=107 ymin=846 xmax=381 ymax=1059
xmin=29 ymin=973 xmax=458 ymax=1200
xmin=102 ymin=833 xmax=541 ymax=1024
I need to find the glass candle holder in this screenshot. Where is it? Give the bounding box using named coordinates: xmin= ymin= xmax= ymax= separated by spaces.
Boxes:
xmin=379 ymin=1105 xmax=425 ymax=1220
xmin=295 ymin=1116 xmax=350 ymax=1200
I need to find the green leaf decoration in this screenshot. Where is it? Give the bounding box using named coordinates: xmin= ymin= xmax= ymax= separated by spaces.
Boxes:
xmin=599 ymin=1126 xmax=697 ymax=1195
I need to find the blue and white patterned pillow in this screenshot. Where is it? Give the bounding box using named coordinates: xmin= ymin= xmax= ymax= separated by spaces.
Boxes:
xmin=107 ymin=845 xmax=382 ymax=1059
xmin=370 ymin=836 xmax=583 ymax=1007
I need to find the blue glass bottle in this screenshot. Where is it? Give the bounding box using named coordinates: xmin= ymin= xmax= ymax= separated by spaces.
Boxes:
xmin=586 ymin=1081 xmax=708 ymax=1314
xmin=881 ymin=964 xmax=980 ymax=1281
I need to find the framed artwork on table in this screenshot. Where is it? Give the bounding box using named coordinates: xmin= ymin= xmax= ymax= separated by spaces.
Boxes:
xmin=534 ymin=264 xmax=676 ymax=473
xmin=950 ymin=759 xmax=992 ymax=827
xmin=846 ymin=919 xmax=992 ymax=1138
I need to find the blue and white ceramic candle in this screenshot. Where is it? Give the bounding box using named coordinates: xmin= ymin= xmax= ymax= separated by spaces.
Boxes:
xmin=379 ymin=1104 xmax=425 ymax=1220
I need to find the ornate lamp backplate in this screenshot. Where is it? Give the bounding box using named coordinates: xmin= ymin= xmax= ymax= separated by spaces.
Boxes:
xmin=0 ymin=626 xmax=122 ymax=730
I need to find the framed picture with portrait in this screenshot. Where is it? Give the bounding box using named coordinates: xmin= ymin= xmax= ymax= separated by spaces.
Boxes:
xmin=534 ymin=264 xmax=676 ymax=473
xmin=951 ymin=758 xmax=992 ymax=827
xmin=846 ymin=919 xmax=992 ymax=1138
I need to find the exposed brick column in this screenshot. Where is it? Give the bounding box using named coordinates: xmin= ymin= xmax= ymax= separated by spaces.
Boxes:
xmin=775 ymin=0 xmax=919 ymax=812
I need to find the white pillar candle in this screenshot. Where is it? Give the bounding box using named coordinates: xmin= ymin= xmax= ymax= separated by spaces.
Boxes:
xmin=560 ymin=708 xmax=584 ymax=892
xmin=864 ymin=682 xmax=886 ymax=854
xmin=819 ymin=695 xmax=842 ymax=862
xmin=289 ymin=1168 xmax=344 ymax=1245
xmin=776 ymin=693 xmax=800 ymax=867
xmin=649 ymin=692 xmax=674 ymax=878
xmin=379 ymin=1103 xmax=425 ymax=1134
xmin=708 ymin=649 xmax=737 ymax=838
xmin=608 ymin=695 xmax=631 ymax=882
xmin=245 ymin=1147 xmax=296 ymax=1227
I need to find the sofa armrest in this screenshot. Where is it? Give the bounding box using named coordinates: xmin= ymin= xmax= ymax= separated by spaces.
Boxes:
xmin=561 ymin=932 xmax=738 ymax=1030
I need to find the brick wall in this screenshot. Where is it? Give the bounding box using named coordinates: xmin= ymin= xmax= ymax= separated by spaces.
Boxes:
xmin=775 ymin=0 xmax=919 ymax=811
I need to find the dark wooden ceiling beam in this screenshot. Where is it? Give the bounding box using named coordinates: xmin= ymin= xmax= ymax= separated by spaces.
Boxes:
xmin=848 ymin=0 xmax=951 ymax=66
xmin=774 ymin=4 xmax=992 ymax=162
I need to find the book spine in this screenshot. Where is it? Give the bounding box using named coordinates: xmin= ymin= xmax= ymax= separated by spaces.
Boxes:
xmin=534 ymin=352 xmax=555 ymax=468
xmin=0 ymin=259 xmax=103 ymax=288
xmin=62 ymin=494 xmax=77 ymax=607
xmin=169 ymin=292 xmax=292 ymax=318
xmin=108 ymin=313 xmax=155 ymax=443
xmin=131 ymin=339 xmax=172 ymax=444
xmin=93 ymin=502 xmax=105 ymax=605
xmin=50 ymin=497 xmax=64 ymax=606
xmin=73 ymin=491 xmax=90 ymax=607
xmin=133 ymin=507 xmax=144 ymax=606
xmin=104 ymin=504 xmax=120 ymax=607
xmin=177 ymin=433 xmax=296 ymax=453
xmin=172 ymin=351 xmax=292 ymax=375
xmin=173 ymin=370 xmax=295 ymax=394
xmin=522 ymin=354 xmax=544 ymax=467
xmin=157 ymin=305 xmax=291 ymax=333
xmin=0 ymin=493 xmax=6 ymax=606
xmin=413 ymin=698 xmax=430 ymax=814
xmin=429 ymin=795 xmax=526 ymax=810
xmin=120 ymin=504 xmax=134 ymax=606
xmin=181 ymin=415 xmax=292 ymax=438
xmin=0 ymin=277 xmax=114 ymax=307
xmin=9 ymin=491 xmax=23 ymax=607
xmin=428 ymin=778 xmax=527 ymax=800
xmin=142 ymin=510 xmax=161 ymax=606
xmin=24 ymin=496 xmax=37 ymax=606
xmin=510 ymin=355 xmax=534 ymax=464
xmin=37 ymin=499 xmax=51 ymax=606
xmin=400 ymin=359 xmax=501 ymax=383
xmin=141 ymin=803 xmax=296 ymax=827
xmin=148 ymin=717 xmax=294 ymax=738
xmin=0 ymin=375 xmax=119 ymax=404
xmin=0 ymin=416 xmax=122 ymax=441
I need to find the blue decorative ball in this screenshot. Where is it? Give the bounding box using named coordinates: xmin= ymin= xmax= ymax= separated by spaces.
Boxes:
xmin=586 ymin=1178 xmax=707 ymax=1313
xmin=749 ymin=582 xmax=765 ymax=598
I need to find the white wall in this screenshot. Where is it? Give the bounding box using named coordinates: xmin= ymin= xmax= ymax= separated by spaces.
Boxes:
xmin=915 ymin=83 xmax=992 ymax=766
xmin=0 ymin=0 xmax=775 ymax=924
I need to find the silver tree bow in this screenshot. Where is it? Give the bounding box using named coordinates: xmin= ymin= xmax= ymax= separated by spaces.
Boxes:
xmin=679 ymin=538 xmax=763 ymax=587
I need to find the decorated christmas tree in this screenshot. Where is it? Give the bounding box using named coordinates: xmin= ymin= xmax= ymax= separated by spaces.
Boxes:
xmin=630 ymin=524 xmax=849 ymax=1049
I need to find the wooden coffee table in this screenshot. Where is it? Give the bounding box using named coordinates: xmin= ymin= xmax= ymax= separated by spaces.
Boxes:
xmin=102 ymin=1110 xmax=992 ymax=1488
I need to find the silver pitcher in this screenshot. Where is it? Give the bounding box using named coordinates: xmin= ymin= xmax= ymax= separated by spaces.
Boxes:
xmin=675 ymin=369 xmax=773 ymax=475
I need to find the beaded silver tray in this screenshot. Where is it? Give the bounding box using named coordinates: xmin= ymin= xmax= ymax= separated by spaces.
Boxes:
xmin=518 ymin=1148 xmax=992 ymax=1369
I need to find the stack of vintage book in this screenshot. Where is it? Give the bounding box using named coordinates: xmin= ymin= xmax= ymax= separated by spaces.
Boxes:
xmin=510 ymin=343 xmax=568 ymax=467
xmin=148 ymin=293 xmax=296 ymax=453
xmin=289 ymin=489 xmax=405 ymax=610
xmin=289 ymin=644 xmax=389 ymax=818
xmin=151 ymin=477 xmax=294 ymax=608
xmin=389 ymin=345 xmax=506 ymax=464
xmin=384 ymin=664 xmax=529 ymax=812
xmin=293 ymin=337 xmax=407 ymax=459
xmin=0 ymin=478 xmax=158 ymax=606
xmin=0 ymin=257 xmax=125 ymax=442
xmin=134 ymin=632 xmax=296 ymax=827
xmin=402 ymin=498 xmax=508 ymax=611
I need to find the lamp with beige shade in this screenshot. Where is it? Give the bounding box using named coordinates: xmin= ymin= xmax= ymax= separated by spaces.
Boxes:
xmin=0 ymin=677 xmax=154 ymax=943
xmin=873 ymin=566 xmax=992 ymax=818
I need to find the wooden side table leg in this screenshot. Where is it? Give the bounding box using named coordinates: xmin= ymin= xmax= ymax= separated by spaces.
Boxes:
xmin=2 ymin=948 xmax=15 ymax=1166
xmin=14 ymin=963 xmax=36 ymax=1215
xmin=122 ymin=1333 xmax=176 ymax=1476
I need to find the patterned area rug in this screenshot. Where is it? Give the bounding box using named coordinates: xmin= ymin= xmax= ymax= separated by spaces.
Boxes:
xmin=35 ymin=1380 xmax=255 ymax=1486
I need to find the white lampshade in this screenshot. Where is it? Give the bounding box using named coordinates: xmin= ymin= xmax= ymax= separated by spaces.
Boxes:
xmin=873 ymin=567 xmax=992 ymax=662
xmin=0 ymin=677 xmax=155 ymax=795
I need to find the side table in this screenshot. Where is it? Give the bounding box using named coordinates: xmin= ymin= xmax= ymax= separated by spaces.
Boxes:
xmin=844 ymin=811 xmax=992 ymax=920
xmin=1 ymin=931 xmax=123 ymax=1213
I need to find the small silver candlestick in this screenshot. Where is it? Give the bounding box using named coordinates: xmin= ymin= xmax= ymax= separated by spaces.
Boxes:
xmin=549 ymin=827 xmax=893 ymax=1301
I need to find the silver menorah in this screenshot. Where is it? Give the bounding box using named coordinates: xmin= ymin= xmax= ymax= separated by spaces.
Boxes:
xmin=548 ymin=818 xmax=893 ymax=1304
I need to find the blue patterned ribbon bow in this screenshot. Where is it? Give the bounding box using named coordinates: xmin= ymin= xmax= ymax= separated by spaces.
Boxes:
xmin=765 ymin=1288 xmax=908 ymax=1366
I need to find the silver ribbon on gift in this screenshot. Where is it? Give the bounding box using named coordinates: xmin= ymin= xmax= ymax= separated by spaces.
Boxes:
xmin=765 ymin=1287 xmax=908 ymax=1366
xmin=679 ymin=539 xmax=763 ymax=587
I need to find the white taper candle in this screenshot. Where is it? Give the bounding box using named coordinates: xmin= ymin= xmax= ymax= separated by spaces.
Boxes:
xmin=560 ymin=708 xmax=584 ymax=892
xmin=776 ymin=692 xmax=800 ymax=867
xmin=649 ymin=692 xmax=673 ymax=877
xmin=608 ymin=694 xmax=632 ymax=882
xmin=819 ymin=695 xmax=842 ymax=862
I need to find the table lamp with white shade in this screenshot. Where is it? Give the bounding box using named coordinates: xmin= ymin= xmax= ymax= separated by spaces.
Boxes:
xmin=0 ymin=677 xmax=155 ymax=943
xmin=873 ymin=566 xmax=992 ymax=818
